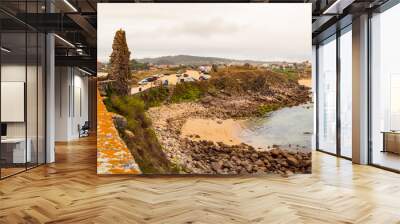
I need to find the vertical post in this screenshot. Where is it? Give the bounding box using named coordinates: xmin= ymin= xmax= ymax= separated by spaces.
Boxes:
xmin=46 ymin=34 xmax=55 ymax=163
xmin=314 ymin=45 xmax=320 ymax=150
xmin=46 ymin=1 xmax=55 ymax=163
xmin=367 ymin=12 xmax=373 ymax=165
xmin=0 ymin=25 xmax=2 ymax=179
xmin=336 ymin=29 xmax=341 ymax=156
xmin=352 ymin=14 xmax=369 ymax=164
xmin=25 ymin=3 xmax=28 ymax=170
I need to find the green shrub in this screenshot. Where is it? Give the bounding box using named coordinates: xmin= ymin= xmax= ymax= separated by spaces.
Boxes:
xmin=106 ymin=94 xmax=178 ymax=173
xmin=137 ymin=86 xmax=169 ymax=109
xmin=170 ymin=82 xmax=202 ymax=103
xmin=257 ymin=103 xmax=281 ymax=116
xmin=272 ymin=68 xmax=299 ymax=82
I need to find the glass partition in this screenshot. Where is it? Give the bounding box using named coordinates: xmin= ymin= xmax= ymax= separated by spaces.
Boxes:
xmin=317 ymin=35 xmax=337 ymax=154
xmin=0 ymin=3 xmax=46 ymax=179
xmin=0 ymin=31 xmax=28 ymax=177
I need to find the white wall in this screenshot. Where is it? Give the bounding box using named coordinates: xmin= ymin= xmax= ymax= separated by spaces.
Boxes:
xmin=71 ymin=73 xmax=89 ymax=138
xmin=1 ymin=65 xmax=25 ymax=146
xmin=55 ymin=66 xmax=70 ymax=141
xmin=1 ymin=64 xmax=28 ymax=138
xmin=54 ymin=67 xmax=89 ymax=141
xmin=1 ymin=63 xmax=46 ymax=164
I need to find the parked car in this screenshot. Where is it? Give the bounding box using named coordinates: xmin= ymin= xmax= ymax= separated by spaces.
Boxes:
xmin=147 ymin=76 xmax=158 ymax=82
xmin=163 ymin=80 xmax=169 ymax=86
xmin=181 ymin=77 xmax=196 ymax=82
xmin=199 ymin=74 xmax=211 ymax=80
xmin=138 ymin=78 xmax=149 ymax=85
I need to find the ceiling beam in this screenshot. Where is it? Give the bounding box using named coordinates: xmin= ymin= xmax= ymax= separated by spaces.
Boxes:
xmin=323 ymin=0 xmax=356 ymax=14
xmin=67 ymin=13 xmax=97 ymax=44
xmin=55 ymin=55 xmax=96 ymax=71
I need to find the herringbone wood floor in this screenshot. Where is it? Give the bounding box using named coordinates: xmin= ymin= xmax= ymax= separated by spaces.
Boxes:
xmin=1 ymin=136 xmax=400 ymax=224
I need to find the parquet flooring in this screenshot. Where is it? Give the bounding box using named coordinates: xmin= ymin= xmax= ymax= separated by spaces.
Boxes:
xmin=1 ymin=136 xmax=400 ymax=224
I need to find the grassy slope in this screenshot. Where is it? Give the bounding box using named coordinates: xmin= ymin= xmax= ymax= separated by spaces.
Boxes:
xmin=104 ymin=94 xmax=181 ymax=174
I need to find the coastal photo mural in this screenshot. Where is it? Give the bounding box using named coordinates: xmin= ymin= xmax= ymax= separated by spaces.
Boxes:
xmin=97 ymin=3 xmax=313 ymax=175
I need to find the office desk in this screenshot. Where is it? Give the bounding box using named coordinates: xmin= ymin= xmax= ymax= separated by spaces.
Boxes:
xmin=1 ymin=138 xmax=31 ymax=163
xmin=382 ymin=131 xmax=400 ymax=154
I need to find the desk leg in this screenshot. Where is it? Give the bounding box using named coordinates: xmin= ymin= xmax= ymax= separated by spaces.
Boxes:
xmin=382 ymin=133 xmax=386 ymax=153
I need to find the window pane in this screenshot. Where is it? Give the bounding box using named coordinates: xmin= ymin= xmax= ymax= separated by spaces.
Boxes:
xmin=371 ymin=3 xmax=400 ymax=171
xmin=318 ymin=36 xmax=337 ymax=154
xmin=340 ymin=29 xmax=352 ymax=158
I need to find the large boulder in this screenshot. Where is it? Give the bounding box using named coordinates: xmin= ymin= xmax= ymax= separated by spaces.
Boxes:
xmin=124 ymin=129 xmax=135 ymax=139
xmin=200 ymin=96 xmax=213 ymax=104
xmin=112 ymin=114 xmax=128 ymax=131
xmin=285 ymin=155 xmax=299 ymax=167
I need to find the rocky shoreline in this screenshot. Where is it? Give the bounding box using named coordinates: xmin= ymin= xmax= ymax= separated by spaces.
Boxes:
xmin=198 ymin=87 xmax=310 ymax=119
xmin=147 ymin=98 xmax=312 ymax=175
xmin=184 ymin=140 xmax=311 ymax=175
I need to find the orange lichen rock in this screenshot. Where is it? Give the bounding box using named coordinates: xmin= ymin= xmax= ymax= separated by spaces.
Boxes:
xmin=97 ymin=90 xmax=141 ymax=174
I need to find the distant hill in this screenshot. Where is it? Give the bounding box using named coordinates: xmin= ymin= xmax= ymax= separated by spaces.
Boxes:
xmin=136 ymin=55 xmax=273 ymax=66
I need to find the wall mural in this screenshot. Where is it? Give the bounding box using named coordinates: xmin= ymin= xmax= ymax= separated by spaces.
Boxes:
xmin=97 ymin=3 xmax=313 ymax=175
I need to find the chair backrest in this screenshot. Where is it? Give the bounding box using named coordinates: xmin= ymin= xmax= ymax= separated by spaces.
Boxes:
xmin=82 ymin=121 xmax=90 ymax=129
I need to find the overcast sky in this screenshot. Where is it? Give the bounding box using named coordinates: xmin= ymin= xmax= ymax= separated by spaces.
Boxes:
xmin=97 ymin=3 xmax=311 ymax=63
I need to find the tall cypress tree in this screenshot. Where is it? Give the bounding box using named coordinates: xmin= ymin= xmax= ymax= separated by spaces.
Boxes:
xmin=109 ymin=29 xmax=131 ymax=95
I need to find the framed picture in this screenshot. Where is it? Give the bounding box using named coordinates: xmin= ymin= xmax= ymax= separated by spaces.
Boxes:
xmin=97 ymin=3 xmax=312 ymax=175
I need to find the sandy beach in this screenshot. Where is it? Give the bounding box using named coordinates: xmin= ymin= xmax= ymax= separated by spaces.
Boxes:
xmin=181 ymin=118 xmax=243 ymax=145
xmin=298 ymin=78 xmax=312 ymax=88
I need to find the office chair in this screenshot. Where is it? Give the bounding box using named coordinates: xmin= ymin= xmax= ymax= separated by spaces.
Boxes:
xmin=79 ymin=121 xmax=90 ymax=138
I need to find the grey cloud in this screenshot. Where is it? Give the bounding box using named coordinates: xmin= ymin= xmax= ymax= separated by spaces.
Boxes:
xmin=161 ymin=17 xmax=244 ymax=38
xmin=97 ymin=4 xmax=311 ymax=62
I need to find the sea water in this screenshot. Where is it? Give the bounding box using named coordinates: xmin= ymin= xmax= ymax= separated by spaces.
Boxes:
xmin=239 ymin=103 xmax=313 ymax=151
